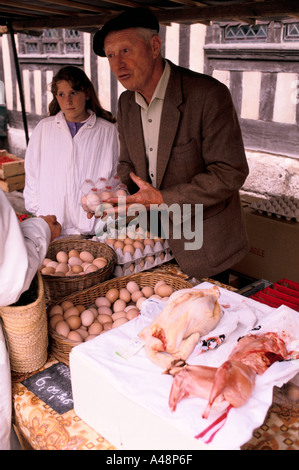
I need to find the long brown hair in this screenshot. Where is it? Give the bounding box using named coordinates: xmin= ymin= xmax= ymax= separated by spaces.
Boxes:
xmin=48 ymin=65 xmax=115 ymax=123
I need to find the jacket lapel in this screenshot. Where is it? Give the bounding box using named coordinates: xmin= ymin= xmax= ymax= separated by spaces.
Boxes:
xmin=156 ymin=61 xmax=183 ymax=189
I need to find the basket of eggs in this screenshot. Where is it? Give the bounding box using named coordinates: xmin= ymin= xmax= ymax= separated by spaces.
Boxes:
xmin=41 ymin=237 xmax=117 ymax=304
xmin=47 ymin=271 xmax=193 ymax=366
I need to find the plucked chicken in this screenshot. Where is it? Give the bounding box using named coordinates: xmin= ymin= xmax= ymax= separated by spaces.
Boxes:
xmin=168 ymin=331 xmax=289 ymax=418
xmin=139 ymin=286 xmax=222 ymax=369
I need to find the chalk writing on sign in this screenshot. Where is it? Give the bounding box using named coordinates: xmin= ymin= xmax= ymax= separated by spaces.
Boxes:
xmin=22 ymin=362 xmax=73 ymax=414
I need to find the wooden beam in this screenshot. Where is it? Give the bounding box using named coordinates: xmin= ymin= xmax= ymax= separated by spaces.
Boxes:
xmin=38 ymin=0 xmax=116 ymax=15
xmin=0 ymin=0 xmax=72 ymax=16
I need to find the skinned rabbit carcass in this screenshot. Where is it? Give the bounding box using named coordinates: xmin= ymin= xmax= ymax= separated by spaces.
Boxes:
xmin=167 ymin=332 xmax=289 ymax=418
xmin=139 ymin=286 xmax=222 ymax=369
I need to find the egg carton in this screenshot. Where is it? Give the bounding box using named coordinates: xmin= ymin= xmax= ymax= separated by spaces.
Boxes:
xmin=95 ymin=232 xmax=174 ymax=277
xmin=249 ymin=195 xmax=299 ymax=222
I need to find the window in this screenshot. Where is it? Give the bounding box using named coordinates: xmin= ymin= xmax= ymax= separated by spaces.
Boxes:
xmin=223 ymin=24 xmax=268 ymax=42
xmin=283 ymin=23 xmax=299 ymax=41
xmin=19 ymin=29 xmax=83 ymax=55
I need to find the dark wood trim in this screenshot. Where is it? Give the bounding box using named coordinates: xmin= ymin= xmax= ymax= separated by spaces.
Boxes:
xmin=240 ymin=118 xmax=299 ymax=158
xmin=259 ymin=72 xmax=277 ymax=121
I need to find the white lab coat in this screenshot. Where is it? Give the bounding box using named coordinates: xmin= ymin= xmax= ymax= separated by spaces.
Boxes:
xmin=24 ymin=111 xmax=119 ymax=236
xmin=0 ymin=189 xmax=51 ymax=449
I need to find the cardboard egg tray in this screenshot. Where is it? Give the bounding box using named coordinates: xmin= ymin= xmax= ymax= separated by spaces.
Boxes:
xmin=96 ymin=232 xmax=174 ymax=277
xmin=250 ymin=278 xmax=299 ymax=311
xmin=249 ymin=195 xmax=299 ymax=222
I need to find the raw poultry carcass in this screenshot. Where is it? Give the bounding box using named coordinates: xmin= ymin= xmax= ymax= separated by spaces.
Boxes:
xmin=167 ymin=332 xmax=289 ymax=418
xmin=139 ymin=286 xmax=222 ymax=369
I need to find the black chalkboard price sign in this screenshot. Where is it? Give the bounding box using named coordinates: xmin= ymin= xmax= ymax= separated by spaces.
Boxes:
xmin=22 ymin=362 xmax=74 ymax=414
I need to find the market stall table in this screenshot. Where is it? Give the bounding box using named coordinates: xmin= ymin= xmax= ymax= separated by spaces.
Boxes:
xmin=11 ymin=277 xmax=299 ymax=451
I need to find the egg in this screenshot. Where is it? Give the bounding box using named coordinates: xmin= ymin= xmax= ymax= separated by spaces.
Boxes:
xmin=106 ymin=238 xmax=115 ymax=246
xmin=119 ymin=288 xmax=131 ymax=303
xmin=131 ymin=290 xmax=143 ymax=303
xmin=114 ymin=240 xmax=124 ymax=251
xmin=123 ymin=244 xmax=135 ymax=256
xmin=76 ymin=327 xmax=89 ymax=340
xmin=55 ymin=320 xmax=70 ymax=338
xmin=113 ymin=299 xmax=127 ymax=313
xmin=98 ymin=314 xmax=113 ymax=325
xmin=85 ymin=264 xmax=98 ymax=274
xmin=145 ymin=255 xmax=155 ymax=264
xmin=68 ymin=256 xmax=82 ymax=267
xmin=56 ymin=251 xmax=68 ymax=263
xmin=41 ymin=266 xmax=55 ymax=275
xmin=97 ymin=305 xmax=112 ymax=316
xmin=49 ymin=314 xmax=64 ymax=329
xmin=112 ymin=317 xmax=128 ymax=328
xmin=103 ymin=322 xmax=113 ymax=331
xmin=49 ymin=304 xmax=63 ymax=317
xmin=126 ymin=281 xmax=140 ymax=294
xmin=88 ymin=307 xmax=98 ymax=319
xmin=92 ymin=258 xmax=107 ymax=269
xmin=136 ymin=296 xmax=147 ymax=309
xmin=95 ymin=296 xmax=111 ymax=308
xmin=68 ymin=249 xmax=80 ymax=258
xmin=88 ymin=322 xmax=103 ymax=336
xmin=154 ymin=280 xmax=166 ymax=294
xmin=85 ymin=334 xmax=98 ymax=342
xmin=81 ymin=309 xmax=95 ymax=327
xmin=124 ymin=237 xmax=134 ymax=245
xmin=76 ymin=304 xmax=86 ymax=314
xmin=67 ymin=331 xmax=83 ymax=343
xmin=105 ymin=288 xmax=119 ymax=303
xmin=61 ymin=300 xmax=74 ymax=311
xmin=86 ymin=192 xmax=101 ymax=211
xmin=141 ymin=286 xmax=154 ymax=298
xmin=79 ymin=251 xmax=94 ymax=263
xmin=53 ymin=271 xmax=65 ymax=277
xmin=43 ymin=258 xmax=52 ymax=267
xmin=126 ymin=309 xmax=139 ymax=320
xmin=63 ymin=306 xmax=80 ymax=319
xmin=47 ymin=260 xmax=58 ymax=269
xmin=72 ymin=265 xmax=83 ymax=274
xmin=144 ymin=238 xmax=155 ymax=249
xmin=55 ymin=262 xmax=69 ymax=274
xmin=156 ymin=284 xmax=174 ymax=297
xmin=133 ymin=240 xmax=144 ymax=251
xmin=66 ymin=315 xmax=82 ymax=330
xmin=112 ymin=311 xmax=127 ymax=321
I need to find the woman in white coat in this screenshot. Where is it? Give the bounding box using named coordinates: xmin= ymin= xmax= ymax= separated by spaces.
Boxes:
xmin=24 ymin=66 xmax=119 ymax=236
xmin=0 ymin=189 xmax=61 ymax=449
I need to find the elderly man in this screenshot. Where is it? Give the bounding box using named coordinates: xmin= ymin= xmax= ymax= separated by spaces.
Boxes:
xmin=93 ymin=7 xmax=249 ymax=280
xmin=0 ymin=189 xmax=61 ymax=449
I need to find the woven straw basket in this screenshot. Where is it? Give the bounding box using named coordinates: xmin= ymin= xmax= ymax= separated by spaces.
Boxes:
xmin=48 ymin=271 xmax=193 ymax=366
xmin=42 ymin=237 xmax=116 ymax=304
xmin=0 ymin=272 xmax=48 ymax=374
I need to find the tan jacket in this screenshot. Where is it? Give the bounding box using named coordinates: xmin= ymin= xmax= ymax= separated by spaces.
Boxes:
xmin=117 ymin=60 xmax=249 ymax=279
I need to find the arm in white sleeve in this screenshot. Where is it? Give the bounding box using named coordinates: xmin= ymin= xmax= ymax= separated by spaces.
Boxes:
xmin=23 ymin=126 xmax=41 ymax=215
xmin=0 ymin=190 xmax=50 ymax=307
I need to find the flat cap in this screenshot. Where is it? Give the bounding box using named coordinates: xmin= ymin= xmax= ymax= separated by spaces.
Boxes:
xmin=93 ymin=7 xmax=160 ymax=57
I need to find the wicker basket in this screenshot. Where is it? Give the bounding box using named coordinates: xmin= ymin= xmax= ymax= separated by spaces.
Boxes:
xmin=48 ymin=271 xmax=193 ymax=366
xmin=0 ymin=272 xmax=48 ymax=374
xmin=42 ymin=237 xmax=116 ymax=304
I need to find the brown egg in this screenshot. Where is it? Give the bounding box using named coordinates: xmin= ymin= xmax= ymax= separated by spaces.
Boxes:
xmin=55 ymin=320 xmax=70 ymax=337
xmin=47 ymin=260 xmax=58 ymax=269
xmin=144 ymin=238 xmax=155 ymax=249
xmin=85 ymin=264 xmax=98 ymax=274
xmin=114 ymin=240 xmax=124 ymax=251
xmin=76 ymin=304 xmax=86 ymax=314
xmin=112 ymin=311 xmax=127 ymax=321
xmin=61 ymin=300 xmax=74 ymax=311
xmin=63 ymin=306 xmax=80 ymax=319
xmin=126 ymin=309 xmax=139 ymax=320
xmin=88 ymin=322 xmax=103 ymax=336
xmin=98 ymin=314 xmax=113 ymax=325
xmin=103 ymin=322 xmax=113 ymax=331
xmin=49 ymin=314 xmax=64 ymax=329
xmin=141 ymin=286 xmax=154 ymax=298
xmin=136 ymin=296 xmax=147 ymax=309
xmin=66 ymin=315 xmax=82 ymax=330
xmin=124 ymin=237 xmax=134 ymax=245
xmin=84 ymin=334 xmax=98 ymax=342
xmin=71 ymin=264 xmax=83 ymax=274
xmin=68 ymin=249 xmax=80 ymax=258
xmin=156 ymin=284 xmax=174 ymax=297
xmin=133 ymin=240 xmax=144 ymax=251
xmin=106 ymin=238 xmax=115 ymax=246
xmin=154 ymin=280 xmax=166 ymax=294
xmin=67 ymin=331 xmax=83 ymax=343
xmin=112 ymin=317 xmax=128 ymax=328
xmin=113 ymin=299 xmax=127 ymax=313
xmin=105 ymin=288 xmax=119 ymax=303
xmin=42 ymin=258 xmax=52 ymax=267
xmin=49 ymin=304 xmax=63 ymax=317
xmin=131 ymin=290 xmax=143 ymax=303
xmin=56 ymin=251 xmax=68 ymax=263
xmin=76 ymin=327 xmax=89 ymax=340
xmin=55 ymin=262 xmax=69 ymax=274
xmin=68 ymin=256 xmax=83 ymax=267
xmin=119 ymin=288 xmax=131 ymax=303
xmin=123 ymin=244 xmax=135 ymax=256
xmin=92 ymin=257 xmax=107 ymax=269
xmin=79 ymin=251 xmax=94 ymax=263
xmin=41 ymin=266 xmax=55 ymax=275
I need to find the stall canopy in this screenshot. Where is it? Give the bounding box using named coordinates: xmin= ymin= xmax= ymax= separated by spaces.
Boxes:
xmin=1 ymin=0 xmax=299 ymax=144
